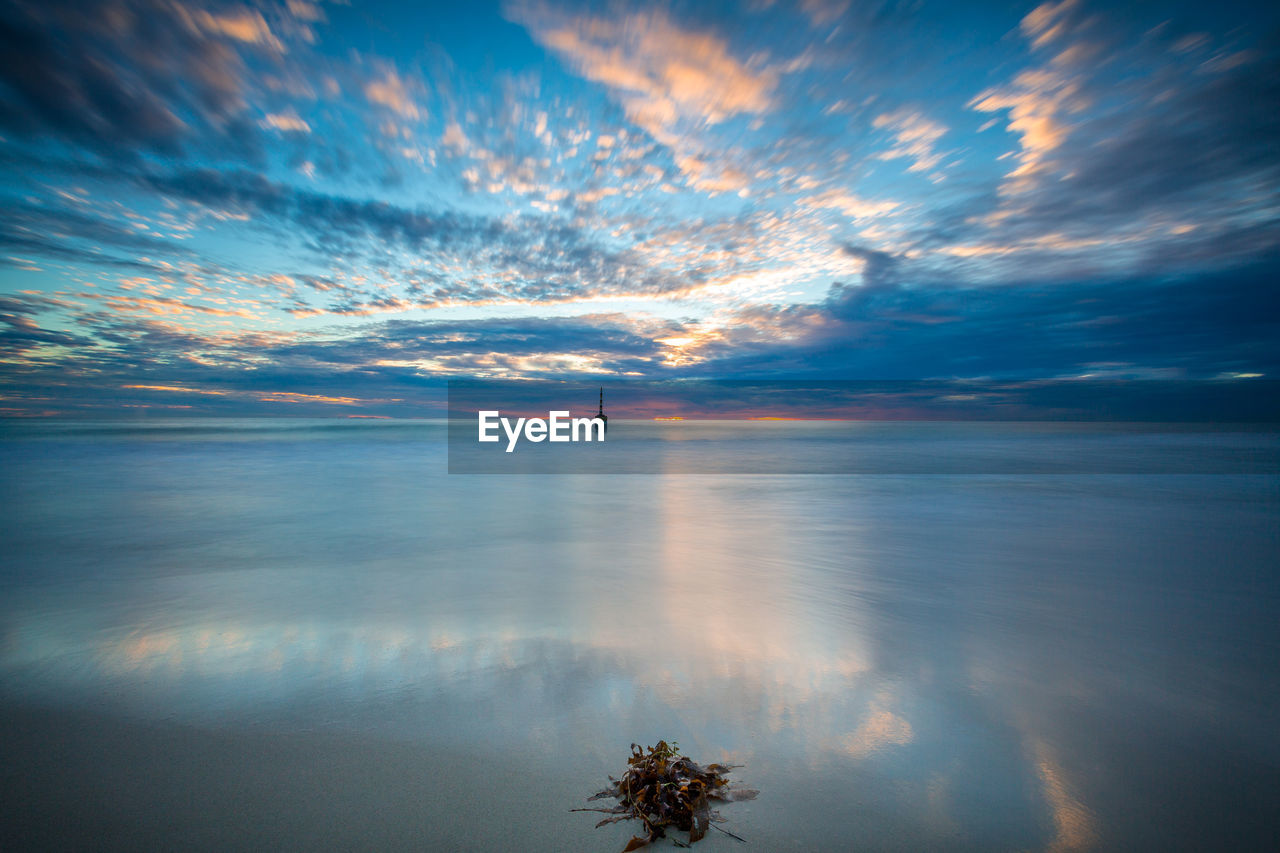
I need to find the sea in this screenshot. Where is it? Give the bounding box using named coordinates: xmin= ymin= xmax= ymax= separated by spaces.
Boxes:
xmin=1 ymin=418 xmax=1277 ymax=851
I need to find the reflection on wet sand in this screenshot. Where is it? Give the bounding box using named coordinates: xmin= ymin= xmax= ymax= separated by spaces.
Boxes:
xmin=4 ymin=477 xmax=1040 ymax=849
xmin=1032 ymin=739 xmax=1098 ymax=853
xmin=2 ymin=425 xmax=1277 ymax=850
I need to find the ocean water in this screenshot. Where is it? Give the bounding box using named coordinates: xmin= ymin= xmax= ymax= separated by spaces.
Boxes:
xmin=1 ymin=419 xmax=1277 ymax=851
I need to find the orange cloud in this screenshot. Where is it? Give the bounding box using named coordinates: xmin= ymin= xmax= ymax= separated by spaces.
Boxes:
xmin=122 ymin=384 xmax=229 ymax=396
xmin=365 ymin=70 xmax=421 ymax=120
xmin=122 ymin=385 xmax=403 ymax=407
xmin=969 ymin=0 xmax=1095 ymax=193
xmin=873 ymin=109 xmax=949 ymax=174
xmin=261 ymin=111 xmax=310 ymax=133
xmin=798 ymin=189 xmax=900 ymax=220
xmin=102 ymin=295 xmax=256 ymax=318
xmin=514 ymin=4 xmax=776 ymax=193
xmin=193 ymin=7 xmax=285 ymax=52
xmin=256 ymin=391 xmax=366 ymax=405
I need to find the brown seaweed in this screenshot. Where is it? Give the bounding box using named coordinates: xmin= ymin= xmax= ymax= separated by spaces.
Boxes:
xmin=574 ymin=741 xmax=758 ymax=850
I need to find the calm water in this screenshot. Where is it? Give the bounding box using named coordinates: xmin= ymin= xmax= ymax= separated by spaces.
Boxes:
xmin=1 ymin=419 xmax=1278 ymax=851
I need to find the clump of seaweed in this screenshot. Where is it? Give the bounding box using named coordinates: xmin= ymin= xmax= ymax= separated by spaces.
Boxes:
xmin=575 ymin=740 xmax=758 ymax=851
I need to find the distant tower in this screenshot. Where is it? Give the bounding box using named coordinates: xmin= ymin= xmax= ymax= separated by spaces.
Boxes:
xmin=597 ymin=386 xmax=608 ymax=432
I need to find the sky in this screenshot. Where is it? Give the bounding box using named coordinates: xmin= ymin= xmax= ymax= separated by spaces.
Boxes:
xmin=0 ymin=0 xmax=1277 ymax=417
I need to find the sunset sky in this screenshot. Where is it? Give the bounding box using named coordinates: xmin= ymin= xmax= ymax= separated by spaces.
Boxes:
xmin=0 ymin=0 xmax=1277 ymax=416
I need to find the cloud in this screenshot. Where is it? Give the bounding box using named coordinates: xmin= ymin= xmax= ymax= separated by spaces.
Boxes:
xmin=798 ymin=190 xmax=899 ymax=221
xmin=2 ymin=0 xmax=1277 ymax=417
xmin=286 ymin=0 xmax=324 ymax=24
xmin=873 ymin=109 xmax=949 ymax=174
xmin=691 ymin=259 xmax=1280 ymax=379
xmin=0 ymin=295 xmax=91 ymax=356
xmin=261 ymin=110 xmax=310 ymax=133
xmin=0 ymin=197 xmax=196 ymax=265
xmin=970 ymin=72 xmax=1085 ymax=195
xmin=3 ymin=254 xmax=1278 ymax=417
xmin=838 ymin=244 xmax=900 ymax=289
xmin=1020 ymin=0 xmax=1092 ymax=51
xmin=799 ymin=0 xmax=850 ymax=29
xmin=0 ymin=0 xmax=261 ymax=157
xmin=192 ymin=7 xmax=286 ymax=52
xmin=516 ymin=5 xmax=774 ymax=132
xmin=98 ymin=294 xmax=258 ymax=319
xmin=965 ymin=0 xmax=1280 ymax=244
xmin=511 ymin=2 xmax=777 ymax=193
xmin=0 ymin=307 xmax=684 ymax=415
xmin=967 ymin=0 xmax=1112 ymax=192
xmin=120 ymin=166 xmax=711 ymax=307
xmin=364 ymin=69 xmax=422 ymax=120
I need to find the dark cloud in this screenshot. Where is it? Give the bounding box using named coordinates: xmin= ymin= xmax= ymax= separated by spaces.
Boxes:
xmin=940 ymin=13 xmax=1280 ymax=274
xmin=0 ymin=305 xmax=676 ymax=415
xmin=4 ymin=254 xmax=1278 ymax=417
xmin=0 ymin=198 xmax=194 ymax=267
xmin=0 ymin=0 xmax=265 ymax=159
xmin=131 ymin=167 xmax=698 ymax=305
xmin=0 ymin=295 xmax=91 ymax=356
xmin=827 ymin=244 xmax=902 ymax=307
xmin=1015 ymin=51 xmax=1279 ymax=236
xmin=691 ymin=259 xmax=1280 ymax=380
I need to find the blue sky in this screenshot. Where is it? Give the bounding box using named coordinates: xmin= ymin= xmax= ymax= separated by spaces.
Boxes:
xmin=0 ymin=0 xmax=1277 ymax=416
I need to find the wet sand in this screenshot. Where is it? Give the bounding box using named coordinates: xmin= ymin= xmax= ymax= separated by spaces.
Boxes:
xmin=1 ymin=705 xmax=563 ymax=852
